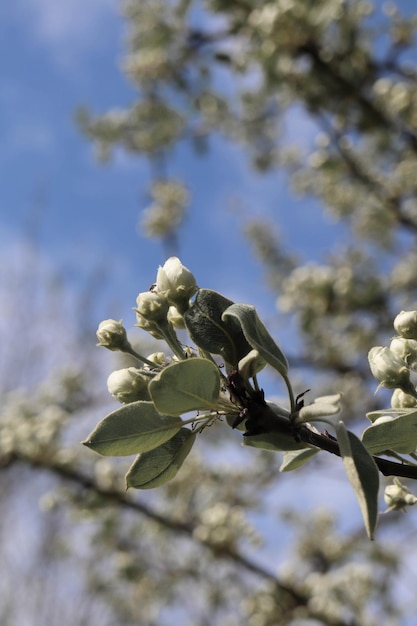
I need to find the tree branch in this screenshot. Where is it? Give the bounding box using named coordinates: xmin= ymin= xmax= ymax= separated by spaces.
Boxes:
xmin=5 ymin=454 xmax=302 ymax=598
xmin=245 ymin=400 xmax=417 ymax=480
xmin=1 ymin=450 xmax=365 ymax=626
xmin=298 ymin=425 xmax=417 ymax=479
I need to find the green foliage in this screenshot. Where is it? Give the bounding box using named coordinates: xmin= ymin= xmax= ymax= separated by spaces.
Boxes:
xmin=336 ymin=421 xmax=379 ymax=540
xmin=125 ymin=428 xmax=196 ymax=489
xmin=83 ymin=401 xmax=183 ymax=456
xmin=279 ymin=448 xmax=320 ymax=471
xmin=183 ymin=289 xmax=252 ymax=367
xmin=362 ymin=410 xmax=417 ymax=454
xmin=149 ymin=358 xmax=221 ymax=415
xmin=243 ymin=426 xmax=308 ymax=452
xmin=222 ymin=303 xmax=289 ymax=377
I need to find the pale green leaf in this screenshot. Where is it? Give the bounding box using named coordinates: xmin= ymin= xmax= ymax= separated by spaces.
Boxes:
xmin=83 ymin=401 xmax=182 ymax=456
xmin=222 ymin=303 xmax=288 ymax=376
xmin=126 ymin=428 xmax=196 ymax=489
xmin=280 ymin=448 xmax=319 ymax=472
xmin=149 ymin=358 xmax=220 ymax=416
xmin=361 ymin=410 xmax=417 ymax=454
xmin=366 ymin=408 xmax=409 ymax=423
xmin=336 ymin=421 xmax=379 ymax=540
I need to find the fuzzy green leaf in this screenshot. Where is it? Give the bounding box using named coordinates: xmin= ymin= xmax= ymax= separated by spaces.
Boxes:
xmin=243 ymin=430 xmax=307 ymax=452
xmin=183 ymin=289 xmax=252 ymax=366
xmin=149 ymin=357 xmax=220 ymax=416
xmin=126 ymin=428 xmax=196 ymax=489
xmin=222 ymin=303 xmax=288 ymax=376
xmin=336 ymin=421 xmax=379 ymax=540
xmin=361 ymin=410 xmax=417 ymax=454
xmin=280 ymin=448 xmax=319 ymax=472
xmin=83 ymin=401 xmax=182 ymax=456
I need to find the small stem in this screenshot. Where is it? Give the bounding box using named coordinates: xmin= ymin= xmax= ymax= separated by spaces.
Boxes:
xmin=182 ymin=412 xmax=222 ymax=433
xmin=160 ymin=325 xmax=186 ymax=360
xmin=385 ymin=451 xmax=417 ymax=467
xmin=123 ymin=343 xmax=160 ymax=368
xmin=282 ymin=373 xmax=296 ymax=414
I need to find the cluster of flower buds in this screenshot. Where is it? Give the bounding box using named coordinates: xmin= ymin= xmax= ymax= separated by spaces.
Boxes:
xmin=96 ymin=257 xmax=198 ymax=403
xmin=368 ymin=311 xmax=417 ymax=405
xmin=134 ymin=256 xmax=197 ymax=334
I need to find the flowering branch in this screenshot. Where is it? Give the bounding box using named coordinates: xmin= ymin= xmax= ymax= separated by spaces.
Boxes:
xmin=85 ymin=257 xmax=417 ymax=538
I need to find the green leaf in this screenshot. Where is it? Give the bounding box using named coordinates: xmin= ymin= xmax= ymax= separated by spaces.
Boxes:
xmin=222 ymin=303 xmax=288 ymax=376
xmin=336 ymin=421 xmax=379 ymax=540
xmin=361 ymin=410 xmax=417 ymax=454
xmin=82 ymin=401 xmax=182 ymax=456
xmin=149 ymin=358 xmax=220 ymax=416
xmin=280 ymin=448 xmax=319 ymax=472
xmin=126 ymin=428 xmax=196 ymax=489
xmin=183 ymin=289 xmax=252 ymax=366
xmin=243 ymin=430 xmax=307 ymax=452
xmin=365 ymin=409 xmax=405 ymax=423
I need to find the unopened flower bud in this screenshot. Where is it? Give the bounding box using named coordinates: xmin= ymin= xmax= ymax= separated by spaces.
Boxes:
xmin=145 ymin=352 xmax=169 ymax=367
xmin=390 ymin=336 xmax=417 ymax=370
xmin=372 ymin=415 xmax=395 ymax=425
xmin=167 ymin=305 xmax=186 ymax=329
xmin=384 ymin=478 xmax=417 ymax=511
xmin=156 ymin=257 xmax=197 ymax=313
xmin=107 ymin=367 xmax=150 ymax=403
xmin=368 ymin=346 xmax=414 ymax=394
xmin=97 ymin=319 xmax=129 ymax=351
xmin=135 ymin=291 xmax=170 ymax=324
xmin=391 ymin=388 xmax=417 ymax=409
xmin=393 ymin=310 xmax=417 ymax=340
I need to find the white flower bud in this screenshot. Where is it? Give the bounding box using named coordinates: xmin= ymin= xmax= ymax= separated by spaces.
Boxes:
xmin=135 ymin=291 xmax=170 ymax=325
xmin=107 ymin=367 xmax=150 ymax=403
xmin=391 ymin=388 xmax=417 ymax=409
xmin=372 ymin=415 xmax=395 ymax=425
xmin=96 ymin=319 xmax=129 ymax=351
xmin=156 ymin=257 xmax=197 ymax=313
xmin=145 ymin=352 xmax=169 ymax=367
xmin=384 ymin=478 xmax=417 ymax=511
xmin=368 ymin=346 xmax=413 ymax=392
xmin=393 ymin=310 xmax=417 ymax=340
xmin=390 ymin=336 xmax=417 ymax=370
xmin=167 ymin=305 xmax=186 ymax=329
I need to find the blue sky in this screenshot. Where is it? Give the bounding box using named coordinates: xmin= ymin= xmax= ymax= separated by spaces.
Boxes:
xmin=0 ymin=0 xmax=347 ymax=337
